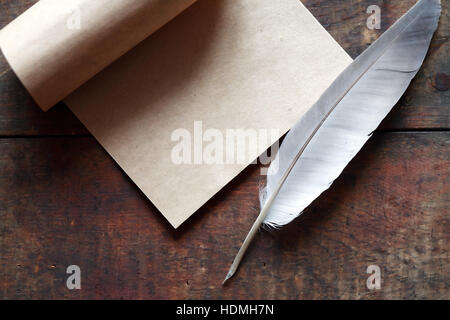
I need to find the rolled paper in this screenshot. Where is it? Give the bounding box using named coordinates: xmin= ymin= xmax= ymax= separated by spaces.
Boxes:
xmin=0 ymin=0 xmax=196 ymax=110
xmin=0 ymin=0 xmax=352 ymax=228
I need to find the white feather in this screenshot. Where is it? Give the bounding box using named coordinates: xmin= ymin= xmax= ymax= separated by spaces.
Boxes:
xmin=224 ymin=0 xmax=441 ymax=283
xmin=261 ymin=0 xmax=441 ymax=228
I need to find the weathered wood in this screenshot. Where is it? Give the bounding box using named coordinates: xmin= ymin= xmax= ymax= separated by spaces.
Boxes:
xmin=307 ymin=0 xmax=449 ymax=131
xmin=0 ymin=0 xmax=448 ymax=300
xmin=0 ymin=0 xmax=448 ymax=135
xmin=0 ymin=132 xmax=448 ymax=299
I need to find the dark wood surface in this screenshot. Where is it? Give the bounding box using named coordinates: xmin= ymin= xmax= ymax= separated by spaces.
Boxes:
xmin=0 ymin=0 xmax=448 ymax=299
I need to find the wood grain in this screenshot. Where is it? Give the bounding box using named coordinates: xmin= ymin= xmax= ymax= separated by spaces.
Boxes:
xmin=0 ymin=132 xmax=448 ymax=299
xmin=0 ymin=0 xmax=448 ymax=299
xmin=0 ymin=0 xmax=448 ymax=136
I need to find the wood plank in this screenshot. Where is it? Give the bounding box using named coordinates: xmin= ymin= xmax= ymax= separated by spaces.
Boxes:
xmin=308 ymin=0 xmax=449 ymax=130
xmin=0 ymin=132 xmax=448 ymax=299
xmin=0 ymin=0 xmax=448 ymax=136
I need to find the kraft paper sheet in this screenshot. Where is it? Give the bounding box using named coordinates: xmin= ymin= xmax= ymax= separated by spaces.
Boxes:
xmin=0 ymin=0 xmax=352 ymax=228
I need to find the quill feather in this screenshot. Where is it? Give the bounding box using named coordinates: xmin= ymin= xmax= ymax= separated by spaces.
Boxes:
xmin=224 ymin=0 xmax=441 ymax=283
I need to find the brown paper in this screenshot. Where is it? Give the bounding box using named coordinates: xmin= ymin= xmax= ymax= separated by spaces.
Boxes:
xmin=0 ymin=0 xmax=196 ymax=110
xmin=0 ymin=0 xmax=352 ymax=228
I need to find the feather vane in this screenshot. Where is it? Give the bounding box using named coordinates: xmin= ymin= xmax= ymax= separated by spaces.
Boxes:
xmin=224 ymin=0 xmax=441 ymax=283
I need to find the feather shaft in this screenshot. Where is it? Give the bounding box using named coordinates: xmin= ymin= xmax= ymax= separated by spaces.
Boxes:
xmin=223 ymin=0 xmax=441 ymax=283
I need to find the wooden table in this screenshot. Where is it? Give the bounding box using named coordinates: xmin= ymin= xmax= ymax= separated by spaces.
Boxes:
xmin=0 ymin=0 xmax=448 ymax=299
